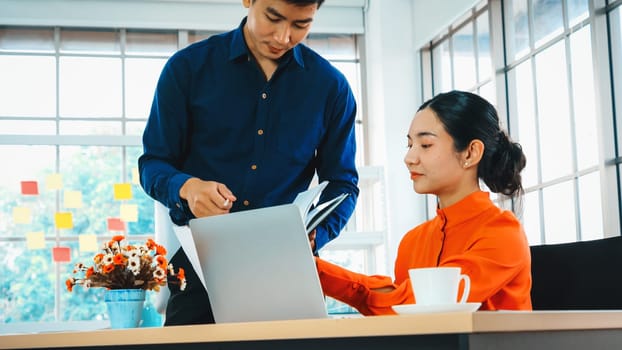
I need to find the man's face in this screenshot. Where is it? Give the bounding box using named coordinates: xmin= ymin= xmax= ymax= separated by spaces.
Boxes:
xmin=243 ymin=0 xmax=318 ymax=61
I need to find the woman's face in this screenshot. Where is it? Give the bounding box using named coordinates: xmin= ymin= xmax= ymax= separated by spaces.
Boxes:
xmin=243 ymin=0 xmax=317 ymax=62
xmin=403 ymin=108 xmax=467 ymax=202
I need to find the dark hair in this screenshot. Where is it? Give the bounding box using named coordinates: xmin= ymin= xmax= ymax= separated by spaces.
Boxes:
xmin=288 ymin=0 xmax=324 ymax=7
xmin=254 ymin=0 xmax=325 ymax=8
xmin=418 ymin=90 xmax=526 ymax=199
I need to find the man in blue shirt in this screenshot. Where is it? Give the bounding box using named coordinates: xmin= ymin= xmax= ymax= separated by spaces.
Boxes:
xmin=139 ymin=0 xmax=359 ymax=325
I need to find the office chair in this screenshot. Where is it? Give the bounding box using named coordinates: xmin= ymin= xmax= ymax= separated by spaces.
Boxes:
xmin=530 ymin=235 xmax=622 ymax=310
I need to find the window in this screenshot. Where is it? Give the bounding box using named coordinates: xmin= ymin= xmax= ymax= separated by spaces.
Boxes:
xmin=420 ymin=0 xmax=620 ymax=246
xmin=421 ymin=3 xmax=496 ymax=215
xmin=505 ymin=0 xmax=603 ymax=244
xmin=0 ymin=27 xmax=370 ymax=325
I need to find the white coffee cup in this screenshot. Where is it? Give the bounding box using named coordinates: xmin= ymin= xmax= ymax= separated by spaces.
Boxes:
xmin=409 ymin=267 xmax=470 ymax=305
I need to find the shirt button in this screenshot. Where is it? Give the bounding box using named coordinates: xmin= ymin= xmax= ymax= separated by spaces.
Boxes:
xmin=261 ymin=92 xmax=267 ymax=99
xmin=251 ymin=164 xmax=257 ymax=170
xmin=243 ymin=200 xmax=250 ymax=206
xmin=176 ymin=203 xmax=181 ymax=208
xmin=257 ymin=129 xmax=264 ymax=135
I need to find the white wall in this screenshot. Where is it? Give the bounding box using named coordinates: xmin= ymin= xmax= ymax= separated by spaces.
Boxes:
xmin=364 ymin=0 xmax=422 ymax=272
xmin=364 ymin=0 xmax=480 ymax=272
xmin=0 ymin=0 xmax=365 ymax=33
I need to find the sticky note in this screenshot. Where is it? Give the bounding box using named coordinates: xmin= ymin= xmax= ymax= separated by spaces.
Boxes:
xmin=64 ymin=190 xmax=83 ymax=208
xmin=131 ymin=167 xmax=140 ymax=185
xmin=113 ymin=183 xmax=132 ymax=200
xmin=21 ymin=181 xmax=39 ymax=195
xmin=46 ymin=174 xmax=63 ymax=190
xmin=78 ymin=234 xmax=99 ymax=252
xmin=13 ymin=207 xmax=32 ymax=224
xmin=55 ymin=212 xmax=73 ymax=229
xmin=26 ymin=231 xmax=45 ymax=250
xmin=52 ymin=246 xmax=71 ymax=263
xmin=120 ymin=203 xmax=138 ymax=222
xmin=107 ymin=218 xmax=125 ymax=231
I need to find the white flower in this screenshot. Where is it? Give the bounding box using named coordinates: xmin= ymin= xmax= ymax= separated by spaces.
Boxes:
xmin=102 ymin=254 xmax=114 ymax=265
xmin=153 ymin=267 xmax=166 ymax=280
xmin=128 ymin=256 xmax=141 ymax=275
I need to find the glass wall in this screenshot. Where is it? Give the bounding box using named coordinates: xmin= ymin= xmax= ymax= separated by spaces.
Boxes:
xmin=0 ymin=27 xmax=368 ymax=324
xmin=420 ymin=0 xmax=620 ymax=246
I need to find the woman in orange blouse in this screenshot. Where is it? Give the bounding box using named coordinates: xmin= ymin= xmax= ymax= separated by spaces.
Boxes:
xmin=316 ymin=90 xmax=532 ymax=315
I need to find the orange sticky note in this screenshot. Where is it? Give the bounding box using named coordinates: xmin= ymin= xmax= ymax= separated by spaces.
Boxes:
xmin=46 ymin=173 xmax=63 ymax=190
xmin=13 ymin=206 xmax=32 ymax=224
xmin=120 ymin=203 xmax=138 ymax=222
xmin=52 ymin=246 xmax=71 ymax=262
xmin=26 ymin=231 xmax=45 ymax=250
xmin=21 ymin=181 xmax=39 ymax=195
xmin=64 ymin=190 xmax=83 ymax=208
xmin=78 ymin=234 xmax=98 ymax=252
xmin=107 ymin=218 xmax=125 ymax=231
xmin=131 ymin=167 xmax=140 ymax=185
xmin=55 ymin=212 xmax=73 ymax=229
xmin=113 ymin=183 xmax=132 ymax=200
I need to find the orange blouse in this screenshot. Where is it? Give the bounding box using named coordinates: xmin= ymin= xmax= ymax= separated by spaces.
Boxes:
xmin=316 ymin=191 xmax=532 ymax=315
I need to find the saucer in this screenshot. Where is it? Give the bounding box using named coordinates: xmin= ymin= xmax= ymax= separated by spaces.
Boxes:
xmin=392 ymin=302 xmax=481 ymax=315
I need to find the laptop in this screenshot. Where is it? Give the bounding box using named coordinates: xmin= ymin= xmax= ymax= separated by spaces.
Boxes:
xmin=180 ymin=204 xmax=329 ymax=323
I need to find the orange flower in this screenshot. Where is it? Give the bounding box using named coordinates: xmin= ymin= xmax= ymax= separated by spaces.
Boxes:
xmin=155 ymin=244 xmax=167 ymax=256
xmin=112 ymin=235 xmax=125 ymax=242
xmin=113 ymin=253 xmax=127 ymax=266
xmin=86 ymin=266 xmax=94 ymax=278
xmin=102 ymin=264 xmax=115 ymax=274
xmin=146 ymin=238 xmax=156 ymax=250
xmin=177 ymin=267 xmax=185 ymax=280
xmin=93 ymin=253 xmax=104 ymax=264
xmin=65 ymin=278 xmax=74 ymax=292
xmin=156 ymin=255 xmax=168 ymax=270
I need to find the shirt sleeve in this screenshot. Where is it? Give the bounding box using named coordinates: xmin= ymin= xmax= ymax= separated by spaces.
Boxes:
xmin=314 ymin=75 xmax=360 ymax=251
xmin=315 ymin=257 xmax=401 ymax=315
xmin=138 ymin=55 xmax=195 ymax=225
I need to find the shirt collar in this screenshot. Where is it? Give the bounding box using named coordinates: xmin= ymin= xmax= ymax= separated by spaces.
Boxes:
xmin=228 ymin=17 xmax=305 ymax=68
xmin=435 ymin=191 xmax=494 ymax=229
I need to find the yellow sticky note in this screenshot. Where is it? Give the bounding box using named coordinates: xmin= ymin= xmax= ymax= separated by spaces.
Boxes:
xmin=64 ymin=190 xmax=83 ymax=208
xmin=55 ymin=212 xmax=73 ymax=229
xmin=26 ymin=231 xmax=45 ymax=250
xmin=113 ymin=183 xmax=132 ymax=200
xmin=120 ymin=203 xmax=138 ymax=222
xmin=46 ymin=173 xmax=63 ymax=190
xmin=78 ymin=234 xmax=99 ymax=252
xmin=13 ymin=207 xmax=31 ymax=224
xmin=131 ymin=167 xmax=140 ymax=185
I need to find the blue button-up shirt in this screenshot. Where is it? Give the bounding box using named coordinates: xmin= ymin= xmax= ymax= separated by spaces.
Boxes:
xmin=139 ymin=18 xmax=359 ymax=251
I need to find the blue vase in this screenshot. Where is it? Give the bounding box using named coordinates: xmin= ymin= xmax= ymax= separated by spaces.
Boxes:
xmin=104 ymin=289 xmax=146 ymax=329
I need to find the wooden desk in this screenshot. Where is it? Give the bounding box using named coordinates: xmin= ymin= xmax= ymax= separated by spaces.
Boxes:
xmin=2 ymin=311 xmax=622 ymax=350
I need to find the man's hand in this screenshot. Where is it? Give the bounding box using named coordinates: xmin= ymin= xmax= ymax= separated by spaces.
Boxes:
xmin=179 ymin=178 xmax=236 ymax=218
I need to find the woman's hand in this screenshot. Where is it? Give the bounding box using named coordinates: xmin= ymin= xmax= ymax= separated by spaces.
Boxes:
xmin=308 ymin=229 xmax=317 ymax=252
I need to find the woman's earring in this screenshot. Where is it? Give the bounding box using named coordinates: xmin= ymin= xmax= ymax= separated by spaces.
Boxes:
xmin=464 ymin=162 xmax=469 ymax=167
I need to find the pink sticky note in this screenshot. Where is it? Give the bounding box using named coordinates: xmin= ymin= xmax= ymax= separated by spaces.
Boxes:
xmin=52 ymin=246 xmax=71 ymax=263
xmin=21 ymin=181 xmax=39 ymax=195
xmin=107 ymin=218 xmax=126 ymax=231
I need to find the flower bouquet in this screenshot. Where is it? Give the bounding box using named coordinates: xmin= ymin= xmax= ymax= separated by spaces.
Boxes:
xmin=66 ymin=235 xmax=186 ymax=292
xmin=65 ymin=235 xmax=186 ymax=328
